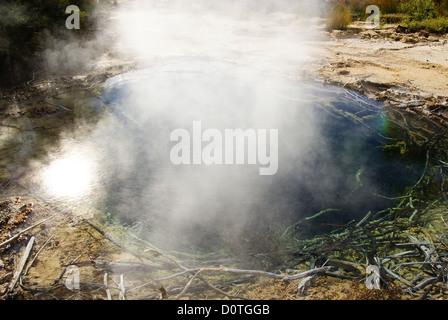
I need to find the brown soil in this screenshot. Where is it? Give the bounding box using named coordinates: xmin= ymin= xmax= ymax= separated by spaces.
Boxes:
xmin=0 ymin=195 xmax=121 ymax=299
xmin=1 ymin=192 xmax=447 ymax=300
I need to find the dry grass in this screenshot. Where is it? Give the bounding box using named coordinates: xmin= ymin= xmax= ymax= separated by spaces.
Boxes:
xmin=326 ymin=1 xmax=352 ymax=31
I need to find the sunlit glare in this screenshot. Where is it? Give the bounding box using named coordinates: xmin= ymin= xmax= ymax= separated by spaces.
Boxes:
xmin=42 ymin=151 xmax=97 ymax=200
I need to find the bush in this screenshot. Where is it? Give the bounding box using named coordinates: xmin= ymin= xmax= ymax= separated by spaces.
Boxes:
xmin=381 ymin=13 xmax=413 ymax=23
xmin=348 ymin=0 xmax=371 ymax=19
xmin=399 ymin=0 xmax=436 ymax=20
xmin=435 ymin=0 xmax=448 ymax=17
xmin=406 ymin=16 xmax=448 ymax=33
xmin=326 ymin=1 xmax=352 ymax=31
xmin=378 ymin=0 xmax=400 ymax=14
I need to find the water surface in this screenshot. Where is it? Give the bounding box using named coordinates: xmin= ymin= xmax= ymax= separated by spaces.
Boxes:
xmin=0 ymin=61 xmax=424 ymax=253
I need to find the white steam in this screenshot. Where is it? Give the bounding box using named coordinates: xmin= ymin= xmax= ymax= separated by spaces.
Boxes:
xmin=91 ymin=0 xmax=327 ymax=251
xmin=38 ymin=0 xmax=330 ymax=252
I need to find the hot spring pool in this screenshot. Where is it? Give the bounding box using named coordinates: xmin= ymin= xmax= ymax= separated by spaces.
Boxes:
xmin=1 ymin=61 xmax=426 ymax=253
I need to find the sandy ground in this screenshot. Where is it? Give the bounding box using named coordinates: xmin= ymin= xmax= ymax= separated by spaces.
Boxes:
xmin=308 ymin=23 xmax=448 ymax=125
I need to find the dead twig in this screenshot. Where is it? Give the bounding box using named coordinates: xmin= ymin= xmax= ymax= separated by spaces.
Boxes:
xmin=82 ymin=219 xmax=151 ymax=262
xmin=197 ymin=274 xmax=248 ymax=300
xmin=0 ymin=214 xmax=58 ymax=249
xmin=39 ymin=99 xmax=70 ymax=111
xmin=23 ymin=234 xmax=54 ymax=276
xmin=53 ymin=255 xmax=81 ymax=285
xmin=174 ymin=266 xmax=331 ymax=298
xmin=8 ymin=236 xmax=35 ymax=293
xmin=297 ymin=275 xmax=316 ymax=295
xmin=104 ymin=273 xmax=112 ymax=300
xmin=118 ymin=274 xmax=126 ymax=300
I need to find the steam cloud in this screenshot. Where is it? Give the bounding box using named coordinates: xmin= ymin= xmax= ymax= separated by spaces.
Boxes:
xmin=82 ymin=0 xmax=330 ymax=252
xmin=40 ymin=1 xmax=368 ymax=254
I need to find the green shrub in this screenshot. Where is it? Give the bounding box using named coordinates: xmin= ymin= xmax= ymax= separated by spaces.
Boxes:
xmin=406 ymin=16 xmax=448 ymax=33
xmin=399 ymin=0 xmax=436 ymax=20
xmin=381 ymin=13 xmax=413 ymax=23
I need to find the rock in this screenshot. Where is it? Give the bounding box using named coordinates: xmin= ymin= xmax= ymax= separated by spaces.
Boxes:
xmin=334 ymin=62 xmax=347 ymax=68
xmin=389 ymin=33 xmax=402 ymax=41
xmin=427 ymin=36 xmax=439 ymax=42
xmin=360 ymin=30 xmax=378 ymax=39
xmin=382 ymin=30 xmax=394 ymax=38
xmin=418 ymin=30 xmax=430 ymax=38
xmin=396 ymin=25 xmax=409 ymax=33
xmin=401 ymin=36 xmax=418 ymax=44
xmin=331 ymin=30 xmax=346 ymax=38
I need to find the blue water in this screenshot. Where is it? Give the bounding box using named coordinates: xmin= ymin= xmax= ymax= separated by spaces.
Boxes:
xmin=0 ymin=61 xmax=423 ymax=252
xmin=85 ymin=62 xmax=423 ymax=249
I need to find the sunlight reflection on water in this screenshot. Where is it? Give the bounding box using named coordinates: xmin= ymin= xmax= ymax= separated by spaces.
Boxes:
xmin=38 ymin=139 xmax=102 ymax=205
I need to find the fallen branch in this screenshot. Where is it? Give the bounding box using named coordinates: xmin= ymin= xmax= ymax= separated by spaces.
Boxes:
xmin=197 ymin=274 xmax=248 ymax=300
xmin=173 ymin=266 xmax=331 ymax=298
xmin=412 ymin=277 xmax=439 ymax=292
xmin=118 ymin=274 xmax=126 ymax=300
xmin=104 ymin=273 xmax=112 ymax=300
xmin=23 ymin=234 xmax=54 ymax=276
xmin=39 ymin=99 xmax=70 ymax=111
xmin=419 ymin=272 xmax=444 ymax=300
xmin=176 ymin=269 xmax=203 ymax=299
xmin=8 ymin=236 xmax=35 ymax=293
xmin=0 ymin=214 xmax=57 ymax=249
xmin=297 ymin=275 xmax=316 ymax=295
xmin=382 ymin=265 xmax=414 ymax=288
xmin=76 ymin=259 xmax=167 ymax=273
xmin=82 ymin=219 xmax=154 ymax=262
xmin=53 ymin=255 xmax=81 ymax=285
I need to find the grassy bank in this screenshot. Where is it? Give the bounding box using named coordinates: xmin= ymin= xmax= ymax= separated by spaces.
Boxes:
xmin=326 ymin=0 xmax=448 ymax=33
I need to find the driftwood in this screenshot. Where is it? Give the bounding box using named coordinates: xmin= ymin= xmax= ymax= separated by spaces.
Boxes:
xmin=297 ymin=275 xmax=316 ymax=295
xmin=8 ymin=236 xmax=35 ymax=292
xmin=118 ymin=274 xmax=126 ymax=300
xmin=174 ymin=266 xmax=331 ymax=299
xmin=104 ymin=273 xmax=112 ymax=300
xmin=23 ymin=234 xmax=54 ymax=276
